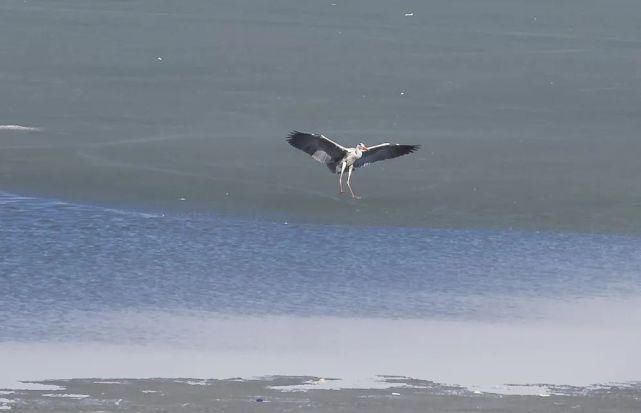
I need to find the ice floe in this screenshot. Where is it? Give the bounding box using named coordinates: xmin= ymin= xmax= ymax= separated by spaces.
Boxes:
xmin=0 ymin=125 xmax=42 ymax=132
xmin=42 ymin=394 xmax=89 ymax=399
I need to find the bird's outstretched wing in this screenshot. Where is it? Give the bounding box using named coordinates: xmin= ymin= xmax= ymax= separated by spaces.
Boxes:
xmin=287 ymin=131 xmax=347 ymax=166
xmin=353 ymin=143 xmax=420 ymax=168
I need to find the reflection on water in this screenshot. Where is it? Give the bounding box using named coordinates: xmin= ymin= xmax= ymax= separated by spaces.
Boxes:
xmin=2 ymin=192 xmax=641 ymax=339
xmin=2 ymin=192 xmax=641 ymax=388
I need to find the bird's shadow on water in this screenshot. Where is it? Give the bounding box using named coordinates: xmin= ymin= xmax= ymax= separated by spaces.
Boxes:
xmin=336 ymin=183 xmax=440 ymax=202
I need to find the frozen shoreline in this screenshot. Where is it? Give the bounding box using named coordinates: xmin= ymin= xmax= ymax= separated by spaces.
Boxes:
xmin=2 ymin=377 xmax=641 ymax=413
xmin=1 ymin=309 xmax=640 ymax=395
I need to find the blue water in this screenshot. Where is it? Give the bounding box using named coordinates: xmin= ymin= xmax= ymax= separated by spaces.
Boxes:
xmin=2 ymin=192 xmax=641 ymax=341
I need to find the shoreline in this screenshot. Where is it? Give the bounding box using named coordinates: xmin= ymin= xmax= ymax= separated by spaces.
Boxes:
xmin=5 ymin=189 xmax=641 ymax=236
xmin=2 ymin=377 xmax=641 ymax=412
xmin=2 ymin=186 xmax=641 ymax=237
xmin=3 ymin=129 xmax=641 ymax=235
xmin=2 ymin=308 xmax=640 ymax=394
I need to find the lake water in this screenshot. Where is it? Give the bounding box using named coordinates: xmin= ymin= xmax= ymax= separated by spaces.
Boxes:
xmin=2 ymin=191 xmax=641 ymax=390
xmin=3 ymin=0 xmax=641 ymax=393
xmin=3 ymin=0 xmax=641 ymax=232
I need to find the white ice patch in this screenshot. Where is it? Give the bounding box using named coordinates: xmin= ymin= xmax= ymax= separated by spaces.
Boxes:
xmin=141 ymin=390 xmax=159 ymax=393
xmin=0 ymin=125 xmax=42 ymax=132
xmin=0 ymin=397 xmax=15 ymax=411
xmin=270 ymin=376 xmax=425 ymax=392
xmin=404 ymin=12 xmax=414 ymax=17
xmin=42 ymin=394 xmax=89 ymax=399
xmin=469 ymin=384 xmax=551 ymax=396
xmin=175 ymin=380 xmax=208 ymax=386
xmin=0 ymin=381 xmax=63 ymax=391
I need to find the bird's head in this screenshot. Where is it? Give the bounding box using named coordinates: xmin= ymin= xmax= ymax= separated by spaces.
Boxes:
xmin=357 ymin=143 xmax=369 ymax=151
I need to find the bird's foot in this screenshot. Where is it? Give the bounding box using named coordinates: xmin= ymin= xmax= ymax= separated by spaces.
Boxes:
xmin=351 ymin=195 xmax=362 ymax=200
xmin=339 ymin=190 xmax=346 ymax=195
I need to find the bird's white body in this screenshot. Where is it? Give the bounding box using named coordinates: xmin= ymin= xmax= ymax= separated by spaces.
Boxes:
xmin=337 ymin=147 xmax=364 ymax=197
xmin=338 ymin=147 xmax=364 ymax=171
xmin=311 ymin=144 xmax=364 ymax=171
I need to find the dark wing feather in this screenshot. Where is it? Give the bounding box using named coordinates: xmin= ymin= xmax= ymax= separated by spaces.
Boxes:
xmin=353 ymin=143 xmax=420 ymax=168
xmin=287 ymin=131 xmax=347 ymax=170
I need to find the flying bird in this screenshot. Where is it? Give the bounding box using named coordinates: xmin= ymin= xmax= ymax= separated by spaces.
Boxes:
xmin=287 ymin=130 xmax=420 ymax=199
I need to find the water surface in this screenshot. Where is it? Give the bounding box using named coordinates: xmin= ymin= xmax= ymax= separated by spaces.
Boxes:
xmin=2 ymin=193 xmax=641 ymax=389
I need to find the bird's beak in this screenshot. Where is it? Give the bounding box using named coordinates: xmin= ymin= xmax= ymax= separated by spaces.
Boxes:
xmin=362 ymin=145 xmax=369 ymax=151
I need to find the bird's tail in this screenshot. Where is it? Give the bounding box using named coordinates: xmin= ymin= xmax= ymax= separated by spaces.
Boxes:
xmin=326 ymin=162 xmax=340 ymax=174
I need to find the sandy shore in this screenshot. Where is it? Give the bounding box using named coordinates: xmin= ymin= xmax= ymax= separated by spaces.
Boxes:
xmin=3 ymin=376 xmax=641 ymax=413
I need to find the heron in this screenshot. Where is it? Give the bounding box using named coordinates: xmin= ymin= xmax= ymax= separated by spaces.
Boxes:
xmin=287 ymin=130 xmax=420 ymax=199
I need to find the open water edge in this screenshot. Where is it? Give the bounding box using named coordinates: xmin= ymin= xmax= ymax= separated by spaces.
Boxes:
xmin=1 ymin=192 xmax=640 ymax=391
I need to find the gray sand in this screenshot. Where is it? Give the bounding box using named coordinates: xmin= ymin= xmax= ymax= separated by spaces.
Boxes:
xmin=2 ymin=0 xmax=641 ymax=232
xmin=4 ymin=377 xmax=641 ymax=413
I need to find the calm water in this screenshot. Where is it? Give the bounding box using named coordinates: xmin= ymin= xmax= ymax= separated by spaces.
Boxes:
xmin=2 ymin=191 xmax=640 ymax=342
xmin=3 ymin=192 xmax=641 ymax=389
xmin=3 ymin=0 xmax=641 ymax=232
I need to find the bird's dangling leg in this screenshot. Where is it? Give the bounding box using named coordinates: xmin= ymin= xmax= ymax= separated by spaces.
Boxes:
xmin=347 ymin=165 xmax=361 ymax=199
xmin=338 ymin=162 xmax=346 ymax=194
